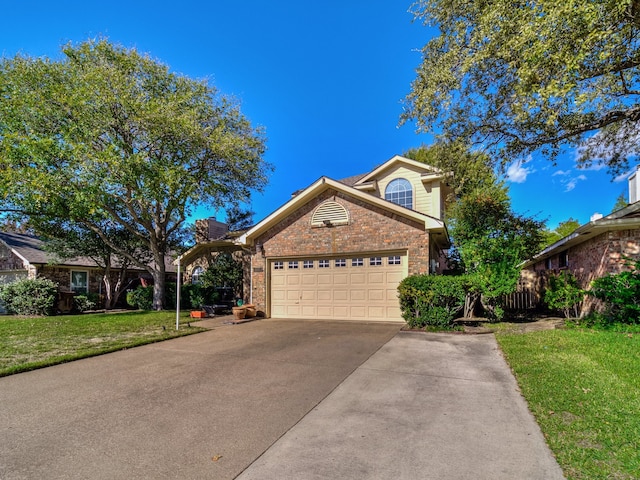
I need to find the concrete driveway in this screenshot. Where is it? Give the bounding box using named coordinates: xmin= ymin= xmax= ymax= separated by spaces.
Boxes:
xmin=0 ymin=319 xmax=400 ymax=480
xmin=0 ymin=319 xmax=564 ymax=480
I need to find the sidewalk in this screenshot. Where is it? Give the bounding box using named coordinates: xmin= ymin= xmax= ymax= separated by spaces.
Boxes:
xmin=237 ymin=332 xmax=565 ymax=480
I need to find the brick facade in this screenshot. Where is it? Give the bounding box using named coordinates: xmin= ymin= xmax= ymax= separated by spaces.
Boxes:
xmin=247 ymin=189 xmax=431 ymax=314
xmin=522 ymin=229 xmax=640 ymax=315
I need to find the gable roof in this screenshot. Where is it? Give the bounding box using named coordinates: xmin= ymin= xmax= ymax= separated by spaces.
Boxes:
xmin=353 ymin=155 xmax=444 ymax=186
xmin=0 ymin=231 xmax=177 ymax=273
xmin=522 ymin=201 xmax=640 ymax=268
xmin=238 ymin=176 xmax=448 ymax=245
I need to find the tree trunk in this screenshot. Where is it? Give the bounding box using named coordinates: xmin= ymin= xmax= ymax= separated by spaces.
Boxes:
xmin=152 ymin=253 xmax=166 ymax=310
xmin=464 ymin=292 xmax=480 ymax=318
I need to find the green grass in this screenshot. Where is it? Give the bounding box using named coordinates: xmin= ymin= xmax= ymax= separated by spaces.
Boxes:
xmin=0 ymin=310 xmax=206 ymax=377
xmin=496 ymin=328 xmax=640 ymax=480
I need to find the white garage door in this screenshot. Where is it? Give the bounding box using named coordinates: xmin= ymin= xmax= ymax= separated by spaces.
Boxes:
xmin=270 ymin=254 xmax=406 ymax=321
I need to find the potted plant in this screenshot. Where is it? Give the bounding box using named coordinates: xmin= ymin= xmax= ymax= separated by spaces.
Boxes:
xmin=189 ymin=289 xmax=207 ymax=319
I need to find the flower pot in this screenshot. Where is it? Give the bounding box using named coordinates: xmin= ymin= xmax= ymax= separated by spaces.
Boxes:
xmin=244 ymin=304 xmax=256 ymax=318
xmin=232 ymin=306 xmax=246 ymax=320
xmin=190 ymin=310 xmax=207 ymax=319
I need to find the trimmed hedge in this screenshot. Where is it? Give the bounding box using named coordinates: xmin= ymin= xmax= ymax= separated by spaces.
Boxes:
xmin=0 ymin=277 xmax=59 ymax=316
xmin=398 ymin=274 xmax=468 ymax=328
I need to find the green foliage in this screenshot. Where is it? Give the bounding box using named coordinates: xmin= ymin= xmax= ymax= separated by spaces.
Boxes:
xmin=403 ymin=142 xmax=496 ymax=200
xmin=0 ymin=277 xmax=58 ymax=316
xmin=447 ymin=184 xmax=546 ymax=303
xmin=73 ymin=293 xmax=100 ymax=313
xmin=544 ymin=271 xmax=584 ymax=318
xmin=126 ymin=286 xmax=154 ymax=311
xmin=589 ymin=259 xmax=640 ymax=324
xmin=543 ymin=218 xmax=581 ymax=247
xmin=403 ymin=0 xmax=640 ymax=176
xmin=0 ymin=39 xmax=270 ymax=310
xmin=398 ymin=274 xmax=468 ymax=328
xmin=200 ymin=253 xmax=243 ymax=296
xmin=612 ymin=192 xmax=628 ymax=213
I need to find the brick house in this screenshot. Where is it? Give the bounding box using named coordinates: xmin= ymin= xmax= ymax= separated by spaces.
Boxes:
xmin=177 ymin=155 xmax=451 ymax=322
xmin=520 ymin=170 xmax=640 ymax=316
xmin=0 ymin=231 xmax=177 ymax=312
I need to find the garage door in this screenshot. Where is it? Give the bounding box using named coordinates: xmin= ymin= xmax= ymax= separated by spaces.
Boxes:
xmin=270 ymin=254 xmax=406 ymax=321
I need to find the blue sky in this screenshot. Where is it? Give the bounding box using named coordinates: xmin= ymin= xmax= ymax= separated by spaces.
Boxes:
xmin=1 ymin=1 xmax=632 ymax=230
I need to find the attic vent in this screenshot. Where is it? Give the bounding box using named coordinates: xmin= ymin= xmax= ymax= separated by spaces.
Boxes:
xmin=311 ymin=201 xmax=349 ymax=227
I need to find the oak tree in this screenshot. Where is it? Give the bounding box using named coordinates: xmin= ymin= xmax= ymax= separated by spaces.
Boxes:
xmin=0 ymin=40 xmax=270 ymax=309
xmin=403 ymin=0 xmax=640 ymax=176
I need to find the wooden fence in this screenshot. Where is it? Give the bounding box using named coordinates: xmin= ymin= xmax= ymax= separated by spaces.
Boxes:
xmin=502 ymin=290 xmax=539 ymax=311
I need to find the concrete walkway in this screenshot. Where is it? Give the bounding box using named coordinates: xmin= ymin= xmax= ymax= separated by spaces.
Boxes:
xmin=0 ymin=320 xmax=564 ymax=479
xmin=237 ymin=332 xmax=565 ymax=480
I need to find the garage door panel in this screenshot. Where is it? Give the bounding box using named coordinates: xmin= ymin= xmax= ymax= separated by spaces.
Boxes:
xmin=317 ymin=289 xmax=332 ymax=301
xmin=333 ymin=306 xmax=349 ymax=317
xmin=333 ymin=290 xmax=348 ymax=301
xmin=317 ymin=306 xmax=333 ymax=317
xmin=301 ymin=274 xmax=317 ymax=286
xmin=350 ymin=289 xmax=366 ymax=301
xmin=300 ymin=290 xmax=316 ymax=301
xmin=333 ymin=273 xmax=348 ymax=285
xmin=270 ymin=255 xmax=405 ymax=321
xmin=301 ymin=305 xmax=316 ymax=316
xmin=368 ymin=289 xmax=384 ymax=301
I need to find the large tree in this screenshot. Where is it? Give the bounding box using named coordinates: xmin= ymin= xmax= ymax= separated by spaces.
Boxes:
xmin=447 ymin=182 xmax=546 ymax=318
xmin=402 ymin=0 xmax=640 ymax=176
xmin=0 ymin=39 xmax=270 ymax=309
xmin=404 ymin=142 xmax=496 ymax=200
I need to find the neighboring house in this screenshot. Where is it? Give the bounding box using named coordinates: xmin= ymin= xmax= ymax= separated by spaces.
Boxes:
xmin=521 ymin=170 xmax=640 ymax=315
xmin=0 ymin=231 xmax=177 ymax=312
xmin=178 ymin=155 xmax=451 ymax=322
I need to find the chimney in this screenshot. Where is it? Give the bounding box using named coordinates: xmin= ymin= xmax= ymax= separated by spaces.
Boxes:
xmin=630 ymin=166 xmax=640 ymax=204
xmin=195 ymin=217 xmax=229 ymax=243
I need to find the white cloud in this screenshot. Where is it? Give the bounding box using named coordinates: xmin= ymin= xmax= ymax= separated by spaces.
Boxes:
xmin=506 ymin=159 xmax=534 ymax=184
xmin=564 ymin=174 xmax=587 ymax=192
xmin=552 ymin=170 xmax=571 ymax=177
xmin=613 ymin=169 xmax=635 ymax=183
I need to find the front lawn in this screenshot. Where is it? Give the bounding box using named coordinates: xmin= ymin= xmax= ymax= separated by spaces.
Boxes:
xmin=0 ymin=311 xmax=206 ymax=377
xmin=496 ymin=328 xmax=640 ymax=480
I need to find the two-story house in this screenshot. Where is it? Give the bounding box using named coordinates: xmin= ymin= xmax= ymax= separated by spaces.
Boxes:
xmin=178 ymin=155 xmax=451 ymax=322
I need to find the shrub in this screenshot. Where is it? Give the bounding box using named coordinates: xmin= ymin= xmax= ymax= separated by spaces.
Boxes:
xmin=589 ymin=259 xmax=640 ymax=324
xmin=74 ymin=293 xmax=100 ymax=313
xmin=544 ymin=271 xmax=584 ymax=318
xmin=0 ymin=277 xmax=59 ymax=316
xmin=398 ymin=274 xmax=468 ymax=329
xmin=126 ymin=285 xmax=154 ymax=310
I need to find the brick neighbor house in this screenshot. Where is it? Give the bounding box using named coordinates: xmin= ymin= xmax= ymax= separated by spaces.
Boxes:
xmin=0 ymin=231 xmax=177 ymax=313
xmin=177 ymin=155 xmax=451 ymax=322
xmin=520 ymin=169 xmax=640 ymax=316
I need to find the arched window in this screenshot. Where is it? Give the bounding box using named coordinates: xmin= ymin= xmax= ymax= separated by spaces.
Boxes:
xmin=191 ymin=266 xmax=204 ymax=284
xmin=385 ymin=178 xmax=413 ymax=209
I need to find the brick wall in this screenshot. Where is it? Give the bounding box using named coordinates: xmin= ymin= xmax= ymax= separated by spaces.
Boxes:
xmin=522 ymin=228 xmax=640 ymax=315
xmin=0 ymin=247 xmax=26 ymax=271
xmin=248 ymin=189 xmax=431 ymax=314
